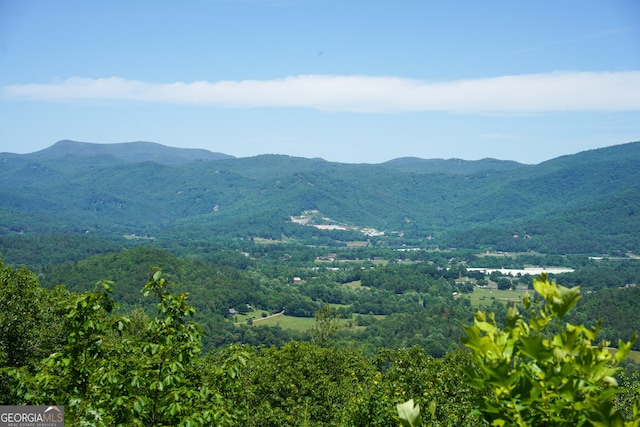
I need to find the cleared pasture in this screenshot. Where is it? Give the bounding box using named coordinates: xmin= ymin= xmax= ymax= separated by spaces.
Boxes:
xmin=252 ymin=313 xmax=356 ymax=331
xmin=235 ymin=305 xmax=357 ymax=332
xmin=460 ymin=287 xmax=529 ymax=308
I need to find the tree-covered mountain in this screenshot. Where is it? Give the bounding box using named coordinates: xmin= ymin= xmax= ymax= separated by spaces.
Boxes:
xmin=14 ymin=139 xmax=235 ymax=164
xmin=1 ymin=139 xmax=639 ymax=254
xmin=3 ymin=140 xmax=639 ymax=426
xmin=1 ymin=247 xmax=638 ymax=426
xmin=380 ymin=156 xmax=524 ymax=174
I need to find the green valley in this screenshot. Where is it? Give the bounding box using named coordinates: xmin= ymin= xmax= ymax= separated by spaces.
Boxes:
xmin=1 ymin=140 xmax=640 ymax=425
xmin=1 ymin=139 xmax=640 ymax=254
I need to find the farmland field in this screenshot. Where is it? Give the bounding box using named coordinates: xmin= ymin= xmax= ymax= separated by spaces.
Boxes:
xmin=461 ymin=287 xmax=529 ymax=308
xmin=253 ymin=314 xmax=316 ymax=331
xmin=235 ymin=305 xmax=357 ymax=332
xmin=251 ymin=313 xmax=356 ymax=331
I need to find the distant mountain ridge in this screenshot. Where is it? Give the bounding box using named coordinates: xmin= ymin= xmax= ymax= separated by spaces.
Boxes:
xmin=7 ymin=140 xmax=524 ymax=172
xmin=22 ymin=140 xmax=235 ymax=165
xmin=381 ymin=156 xmax=524 ymax=174
xmin=0 ymin=139 xmax=639 ymax=254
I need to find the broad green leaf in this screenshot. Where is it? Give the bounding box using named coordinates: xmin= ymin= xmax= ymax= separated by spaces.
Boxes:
xmin=397 ymin=399 xmax=422 ymax=427
xmin=615 ymin=332 xmax=638 ymax=364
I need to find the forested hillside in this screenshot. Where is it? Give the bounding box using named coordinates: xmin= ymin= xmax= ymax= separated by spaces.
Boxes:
xmin=6 ymin=241 xmax=637 ymax=353
xmin=1 ymin=255 xmax=639 ymax=425
xmin=18 ymin=139 xmax=235 ymax=164
xmin=2 ymin=140 xmax=640 ymax=424
xmin=1 ymin=139 xmax=639 ymax=254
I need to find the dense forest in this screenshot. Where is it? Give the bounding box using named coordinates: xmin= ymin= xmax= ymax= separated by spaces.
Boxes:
xmin=1 ymin=255 xmax=639 ymax=425
xmin=1 ymin=140 xmax=640 ymax=254
xmin=2 ymin=238 xmax=638 ymax=353
xmin=2 ymin=140 xmax=640 ymax=424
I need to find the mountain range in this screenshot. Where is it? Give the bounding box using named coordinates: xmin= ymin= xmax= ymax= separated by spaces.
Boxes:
xmin=1 ymin=139 xmax=639 ymax=255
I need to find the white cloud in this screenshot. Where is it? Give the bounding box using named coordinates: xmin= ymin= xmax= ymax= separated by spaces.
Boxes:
xmin=4 ymin=71 xmax=640 ymax=113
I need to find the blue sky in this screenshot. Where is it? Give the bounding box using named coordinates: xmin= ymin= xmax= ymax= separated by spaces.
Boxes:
xmin=1 ymin=0 xmax=639 ymax=164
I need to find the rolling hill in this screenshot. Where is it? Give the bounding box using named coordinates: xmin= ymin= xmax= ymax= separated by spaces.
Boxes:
xmin=1 ymin=139 xmax=639 ymax=255
xmin=19 ymin=139 xmax=235 ymax=164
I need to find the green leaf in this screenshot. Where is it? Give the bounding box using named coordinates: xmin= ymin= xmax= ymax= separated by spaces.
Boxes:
xmin=505 ymin=306 xmax=520 ymax=328
xmin=615 ymin=332 xmax=638 ymax=364
xmin=523 ymin=291 xmax=531 ymax=309
xmin=397 ymin=399 xmax=422 ymax=427
xmin=552 ymin=284 xmax=581 ymax=319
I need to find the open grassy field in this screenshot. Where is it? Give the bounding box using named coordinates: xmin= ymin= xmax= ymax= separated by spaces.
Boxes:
xmin=343 ymin=280 xmax=367 ymax=288
xmin=459 ymin=287 xmax=529 ymax=308
xmin=345 ymin=241 xmax=369 ymax=247
xmin=253 ymin=237 xmax=287 ymax=244
xmin=606 ymin=348 xmax=640 ymax=364
xmin=250 ymin=313 xmax=357 ymax=331
xmin=253 ymin=314 xmax=316 ymax=331
xmin=234 ymin=305 xmax=357 ymax=332
xmin=252 ymin=314 xmax=374 ymax=332
xmin=627 ymin=350 xmax=640 ymax=363
xmin=233 ymin=308 xmax=271 ymax=324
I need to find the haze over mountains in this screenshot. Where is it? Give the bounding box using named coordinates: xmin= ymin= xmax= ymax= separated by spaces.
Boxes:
xmin=1 ymin=139 xmax=639 ymax=255
xmin=7 ymin=140 xmax=235 ymax=164
xmin=6 ymin=139 xmax=524 ymax=170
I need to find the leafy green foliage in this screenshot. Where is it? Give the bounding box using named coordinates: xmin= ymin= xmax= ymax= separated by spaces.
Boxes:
xmin=6 ymin=279 xmax=125 ymax=422
xmin=0 ymin=259 xmax=57 ymax=368
xmin=3 ymin=254 xmax=640 ymax=426
xmin=0 ymin=258 xmax=67 ymax=403
xmin=374 ymin=348 xmax=482 ymax=427
xmin=236 ymin=341 xmax=377 ymax=426
xmin=568 ymin=286 xmax=640 ymax=351
xmin=308 ymin=305 xmax=341 ymax=347
xmin=5 ymin=270 xmax=242 ymax=426
xmin=617 ymin=368 xmax=640 ymax=421
xmin=397 ymin=399 xmax=423 ymax=427
xmin=0 ymin=233 xmax=121 ymax=269
xmin=461 ymin=274 xmax=639 ymax=426
xmin=37 ymin=247 xmax=274 ymax=349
